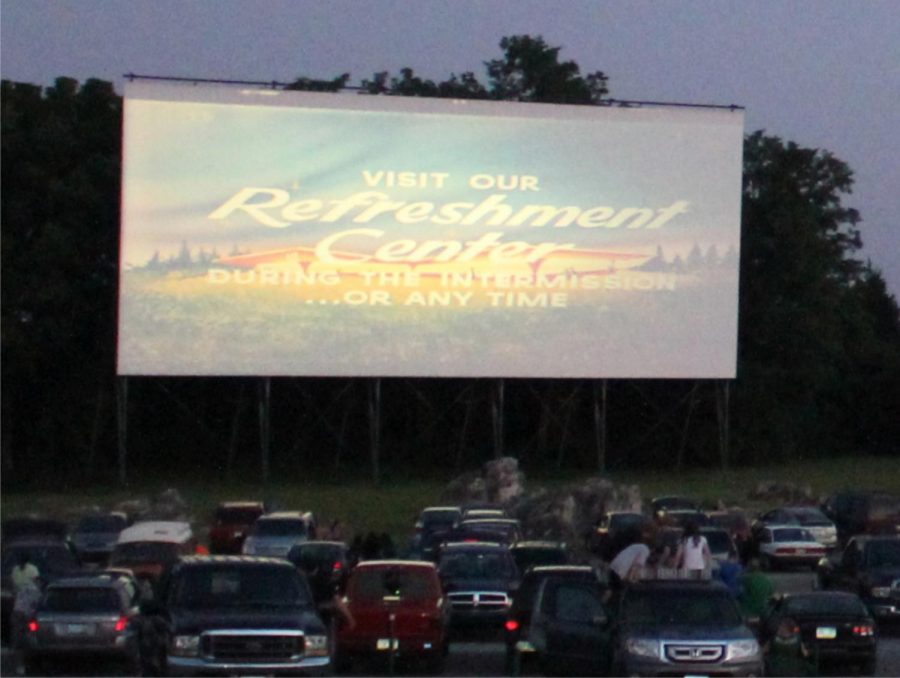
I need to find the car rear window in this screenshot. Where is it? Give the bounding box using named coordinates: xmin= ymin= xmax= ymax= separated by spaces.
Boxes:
xmin=215 ymin=507 xmax=262 ymax=524
xmin=513 ymin=547 xmax=567 ymax=571
xmin=253 ymin=519 xmax=307 ymax=537
xmin=784 ymin=595 xmax=868 ymax=617
xmin=623 ymin=588 xmax=742 ymax=627
xmin=772 ymin=528 xmax=814 ymax=542
xmin=792 ymin=508 xmax=831 ymax=526
xmin=43 ymin=587 xmax=121 ymax=613
xmin=110 ymin=541 xmax=180 ymax=565
xmin=439 ymin=550 xmax=517 ymax=579
xmin=349 ymin=567 xmax=438 ymax=602
xmin=171 ymin=565 xmax=310 ymax=608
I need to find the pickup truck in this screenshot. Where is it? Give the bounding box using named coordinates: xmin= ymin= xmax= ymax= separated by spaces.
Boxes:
xmin=144 ymin=555 xmax=330 ymax=676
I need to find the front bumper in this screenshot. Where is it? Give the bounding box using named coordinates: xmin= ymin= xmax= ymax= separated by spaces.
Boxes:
xmin=166 ymin=655 xmax=329 ymax=676
xmin=624 ymin=656 xmax=763 ymax=677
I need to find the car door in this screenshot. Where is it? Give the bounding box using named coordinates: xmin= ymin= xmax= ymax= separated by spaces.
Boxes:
xmin=539 ymin=579 xmax=611 ymax=673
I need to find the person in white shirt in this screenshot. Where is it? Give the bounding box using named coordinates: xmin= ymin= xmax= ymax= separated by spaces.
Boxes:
xmin=676 ymin=522 xmax=712 ymax=573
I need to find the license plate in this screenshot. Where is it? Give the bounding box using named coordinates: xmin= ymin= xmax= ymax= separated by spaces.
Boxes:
xmin=58 ymin=623 xmax=94 ymax=636
xmin=376 ymin=638 xmax=399 ymax=650
xmin=816 ymin=626 xmax=837 ymax=639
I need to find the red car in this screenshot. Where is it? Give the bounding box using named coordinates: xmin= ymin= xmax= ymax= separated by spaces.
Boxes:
xmin=337 ymin=560 xmax=448 ymax=673
xmin=208 ymin=501 xmax=264 ymax=554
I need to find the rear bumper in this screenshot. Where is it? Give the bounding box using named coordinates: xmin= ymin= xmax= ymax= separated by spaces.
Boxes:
xmin=338 ymin=631 xmax=444 ymax=657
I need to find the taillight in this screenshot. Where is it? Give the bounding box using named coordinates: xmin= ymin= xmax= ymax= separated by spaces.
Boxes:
xmin=853 ymin=625 xmax=874 ymax=637
xmin=333 ymin=561 xmax=343 ymax=572
xmin=27 ymin=620 xmax=39 ymax=633
xmin=505 ymin=619 xmax=520 ymax=632
xmin=115 ymin=616 xmax=130 ymax=632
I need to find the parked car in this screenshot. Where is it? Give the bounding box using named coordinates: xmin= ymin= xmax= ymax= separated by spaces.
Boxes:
xmin=450 ymin=518 xmax=521 ymax=545
xmin=1 ymin=517 xmax=70 ymax=545
xmin=108 ymin=521 xmax=196 ymax=592
xmin=1 ymin=540 xmax=82 ymax=645
xmin=760 ymin=591 xmax=877 ymax=676
xmin=613 ymin=576 xmax=762 ymax=677
xmin=509 ymin=541 xmax=570 ymax=576
xmin=410 ymin=506 xmax=462 ymax=561
xmin=817 ymin=535 xmax=900 ymax=621
xmin=336 ymin=560 xmax=448 ymax=673
xmin=650 ymin=496 xmax=700 ymax=523
xmin=21 ymin=575 xmax=155 ymax=676
xmin=287 ymin=540 xmax=351 ymax=593
xmin=437 ymin=541 xmax=519 ymax=630
xmin=71 ymin=512 xmax=129 ymax=564
xmin=525 ymin=568 xmax=613 ymax=676
xmin=590 ymin=511 xmax=651 ymax=560
xmin=757 ymin=525 xmax=827 ymax=570
xmin=504 ymin=565 xmax=603 ymax=673
xmin=208 ymin=501 xmax=265 ymax=554
xmin=752 ymin=506 xmax=838 ymax=550
xmin=242 ymin=511 xmax=316 ymax=558
xmin=659 ymin=509 xmax=711 ymax=529
xmin=822 ymin=491 xmax=900 ymax=544
xmin=145 ymin=555 xmax=329 ymax=676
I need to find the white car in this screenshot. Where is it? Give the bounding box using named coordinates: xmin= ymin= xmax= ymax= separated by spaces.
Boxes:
xmin=754 ymin=506 xmax=838 ymax=549
xmin=241 ymin=511 xmax=315 ymax=558
xmin=758 ymin=525 xmax=827 ymax=570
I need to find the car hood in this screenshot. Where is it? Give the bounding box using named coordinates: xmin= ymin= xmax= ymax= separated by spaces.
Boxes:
xmin=624 ymin=623 xmax=755 ymax=642
xmin=171 ymin=607 xmax=325 ymax=635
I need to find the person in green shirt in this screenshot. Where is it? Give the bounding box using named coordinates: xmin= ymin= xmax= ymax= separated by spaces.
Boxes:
xmin=739 ymin=558 xmax=774 ymax=623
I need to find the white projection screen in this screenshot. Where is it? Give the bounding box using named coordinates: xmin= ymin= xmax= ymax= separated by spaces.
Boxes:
xmin=118 ymin=81 xmax=744 ymax=378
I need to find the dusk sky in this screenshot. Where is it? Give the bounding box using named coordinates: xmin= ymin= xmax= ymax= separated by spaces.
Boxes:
xmin=2 ymin=0 xmax=898 ymax=296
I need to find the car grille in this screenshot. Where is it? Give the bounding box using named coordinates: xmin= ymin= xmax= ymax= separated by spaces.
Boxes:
xmin=664 ymin=643 xmax=724 ymax=662
xmin=202 ymin=631 xmax=304 ymax=662
xmin=448 ymin=591 xmax=510 ymax=610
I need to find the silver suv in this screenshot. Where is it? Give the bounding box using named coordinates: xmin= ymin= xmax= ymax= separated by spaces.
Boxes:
xmin=614 ymin=577 xmax=762 ymax=677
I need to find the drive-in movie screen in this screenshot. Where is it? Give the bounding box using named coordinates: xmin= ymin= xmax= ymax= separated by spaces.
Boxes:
xmin=118 ymin=81 xmax=744 ymax=378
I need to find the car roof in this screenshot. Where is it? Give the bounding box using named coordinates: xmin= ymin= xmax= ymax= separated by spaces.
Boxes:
xmin=440 ymin=541 xmax=508 ymax=552
xmin=117 ymin=521 xmax=192 ymax=544
xmin=524 ymin=565 xmax=594 ymax=576
xmin=511 ymin=540 xmax=566 ymax=550
xmin=217 ymin=501 xmax=264 ymax=508
xmin=628 ymin=578 xmax=729 ymax=592
xmin=177 ymin=555 xmax=294 ymax=567
xmin=47 ymin=576 xmax=124 ymax=590
xmin=354 ymin=560 xmax=437 ymax=570
xmin=258 ymin=511 xmax=313 ymax=521
xmin=421 ymin=506 xmax=461 ymax=513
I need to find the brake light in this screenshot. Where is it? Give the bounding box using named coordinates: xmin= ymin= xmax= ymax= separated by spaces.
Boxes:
xmin=333 ymin=561 xmax=343 ymax=572
xmin=853 ymin=625 xmax=874 ymax=637
xmin=115 ymin=616 xmax=130 ymax=632
xmin=27 ymin=620 xmax=39 ymax=633
xmin=505 ymin=619 xmax=520 ymax=632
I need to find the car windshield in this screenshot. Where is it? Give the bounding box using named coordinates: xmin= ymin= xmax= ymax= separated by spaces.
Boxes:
xmin=171 ymin=565 xmax=310 ymax=608
xmin=623 ymin=589 xmax=743 ymax=627
xmin=439 ymin=550 xmax=517 ymax=579
xmin=349 ymin=567 xmax=438 ymax=602
xmin=110 ymin=541 xmax=180 ymax=565
xmin=866 ymin=540 xmax=900 ymax=567
xmin=784 ymin=595 xmax=868 ymax=617
xmin=77 ymin=515 xmax=127 ymax=534
xmin=253 ymin=519 xmax=307 ymax=538
xmin=513 ymin=547 xmax=567 ymax=571
xmin=215 ymin=507 xmax=262 ymax=524
xmin=42 ymin=587 xmax=121 ymax=613
xmin=773 ymin=528 xmax=814 ymax=542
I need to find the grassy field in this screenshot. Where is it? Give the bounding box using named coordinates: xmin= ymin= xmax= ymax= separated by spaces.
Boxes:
xmin=2 ymin=455 xmax=897 ymax=544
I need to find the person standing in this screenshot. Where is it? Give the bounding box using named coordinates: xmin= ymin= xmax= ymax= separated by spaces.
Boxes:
xmin=739 ymin=558 xmax=774 ymax=627
xmin=11 ymin=553 xmax=41 ymax=648
xmin=676 ymin=522 xmax=712 ymax=574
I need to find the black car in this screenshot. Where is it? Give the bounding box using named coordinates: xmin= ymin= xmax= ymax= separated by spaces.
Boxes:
xmin=509 ymin=541 xmax=570 ymax=576
xmin=287 ymin=540 xmax=351 ymax=592
xmin=71 ymin=512 xmax=129 ymax=564
xmin=21 ymin=575 xmax=156 ymax=676
xmin=650 ymin=496 xmax=700 ymax=523
xmin=818 ymin=535 xmax=900 ymax=622
xmin=761 ymin=591 xmax=877 ymax=675
xmin=146 ymin=555 xmax=330 ymax=676
xmin=503 ymin=565 xmax=602 ymax=673
xmin=437 ymin=542 xmax=519 ymax=631
xmin=822 ymin=491 xmax=900 ymax=544
xmin=446 ymin=518 xmax=521 ymax=546
xmin=525 ymin=570 xmax=613 ymax=676
xmin=411 ymin=506 xmax=462 ymax=561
